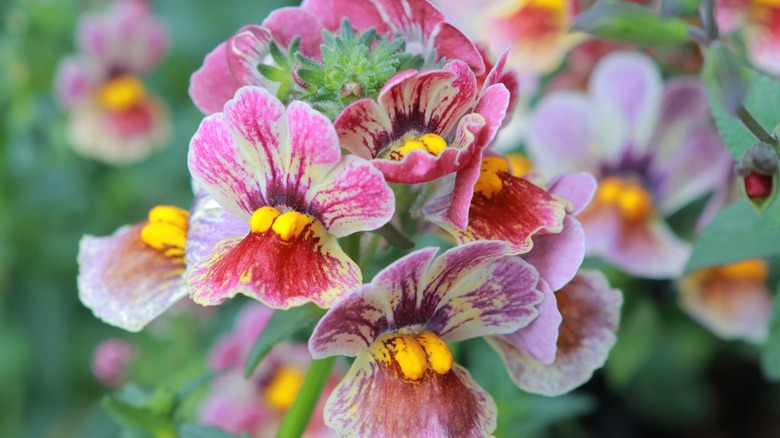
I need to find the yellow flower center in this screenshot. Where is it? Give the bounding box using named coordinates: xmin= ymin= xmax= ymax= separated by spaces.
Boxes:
xmin=506 ymin=153 xmax=533 ymax=177
xmin=262 ymin=365 xmax=306 ymax=412
xmin=96 ymin=75 xmax=147 ymax=112
xmin=140 ymin=205 xmax=189 ymax=259
xmin=250 ymin=206 xmax=321 ymax=241
xmin=370 ymin=331 xmax=453 ymax=381
xmin=596 ymin=177 xmax=654 ymax=222
xmin=386 ymin=133 xmax=448 ymax=161
xmin=474 ymin=157 xmax=510 ymax=199
xmin=708 ymin=259 xmax=770 ymax=281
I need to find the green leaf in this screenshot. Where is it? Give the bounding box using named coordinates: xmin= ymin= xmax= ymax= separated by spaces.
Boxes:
xmin=244 ymin=304 xmax=324 ymax=377
xmin=571 ymin=2 xmax=690 ymax=45
xmin=604 ymin=294 xmax=661 ymax=389
xmin=701 ymin=42 xmax=749 ymax=115
xmin=102 ymin=396 xmax=175 ymax=436
xmin=706 ymin=67 xmax=780 ymax=160
xmin=761 ymin=282 xmax=780 ymax=380
xmin=685 ymin=200 xmax=780 ymax=273
xmin=177 ymin=423 xmax=245 ymax=438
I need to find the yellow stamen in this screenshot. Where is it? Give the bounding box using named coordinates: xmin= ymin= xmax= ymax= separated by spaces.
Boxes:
xmin=97 ymin=75 xmax=147 ymax=112
xmin=140 ymin=205 xmax=189 ymax=259
xmin=474 ymin=157 xmax=509 ymax=198
xmin=507 ymin=153 xmax=533 ymax=176
xmin=271 ymin=211 xmax=315 ymax=241
xmin=387 ymin=133 xmax=448 ymax=161
xmin=595 ymin=177 xmax=654 ymax=222
xmin=250 ymin=206 xmax=281 ymax=233
xmin=369 ymin=332 xmax=453 ymax=381
xmin=262 ymin=366 xmax=306 ymax=412
xmin=715 ymin=259 xmax=769 ymax=281
xmin=414 ymin=332 xmax=453 ymax=375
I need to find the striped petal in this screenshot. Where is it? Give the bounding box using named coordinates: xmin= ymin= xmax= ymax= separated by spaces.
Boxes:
xmin=499 ymin=279 xmax=561 ymax=365
xmin=489 ymin=270 xmax=622 ymax=396
xmin=225 ymin=25 xmax=274 ymax=90
xmin=78 ymin=223 xmax=186 ymax=332
xmin=522 ymin=216 xmax=585 ymax=292
xmin=324 ymin=351 xmax=496 ymax=437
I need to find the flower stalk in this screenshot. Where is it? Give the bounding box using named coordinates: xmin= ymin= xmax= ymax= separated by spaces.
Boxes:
xmin=276 ymin=356 xmax=337 ymax=438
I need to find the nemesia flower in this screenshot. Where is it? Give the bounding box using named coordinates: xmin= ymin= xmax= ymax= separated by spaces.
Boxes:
xmin=435 ymin=0 xmax=585 ymax=75
xmin=200 ymin=303 xmax=337 ymax=437
xmin=78 ymin=188 xmax=247 ymax=332
xmin=678 ymin=259 xmax=772 ymax=343
xmin=488 ymin=270 xmax=622 ymax=395
xmin=189 ymin=0 xmax=483 ymax=115
xmin=716 ymin=0 xmax=780 ymax=75
xmin=528 ymin=52 xmax=732 ymax=278
xmin=186 ymin=86 xmax=395 ymax=309
xmin=309 ymin=241 xmax=544 ymax=436
xmin=334 ymin=59 xmax=509 ymax=189
xmin=54 ymin=0 xmax=170 ymax=164
xmin=91 ymin=338 xmax=135 ymax=388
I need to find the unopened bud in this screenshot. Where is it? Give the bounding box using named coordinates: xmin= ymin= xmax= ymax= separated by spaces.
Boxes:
xmin=341 ymin=81 xmax=364 ymax=99
xmin=292 ymin=64 xmax=307 ymax=89
xmin=737 ymin=142 xmax=779 ymax=176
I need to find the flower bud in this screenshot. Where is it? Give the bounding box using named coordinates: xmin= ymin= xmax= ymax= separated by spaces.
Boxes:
xmin=737 ymin=142 xmax=778 ymax=176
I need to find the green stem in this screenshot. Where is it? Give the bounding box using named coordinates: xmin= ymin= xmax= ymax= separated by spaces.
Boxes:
xmin=737 ymin=105 xmax=777 ymax=145
xmin=276 ymin=357 xmax=337 ymax=438
xmin=358 ymin=233 xmax=381 ymax=270
xmin=702 ymin=0 xmax=718 ymax=42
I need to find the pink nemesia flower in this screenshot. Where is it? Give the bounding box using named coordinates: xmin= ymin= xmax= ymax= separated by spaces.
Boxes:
xmin=527 ymin=52 xmax=733 ymax=279
xmin=186 ymin=86 xmax=395 ymax=309
xmin=678 ymin=259 xmax=772 ymax=343
xmin=54 ymin=0 xmax=170 ymax=164
xmin=78 ymin=187 xmax=247 ymax=332
xmin=200 ymin=303 xmax=337 ymax=437
xmin=309 ymin=241 xmax=544 ymax=437
xmin=716 ymin=0 xmax=780 ymax=75
xmin=189 ymin=0 xmax=483 ymax=115
xmin=92 ymin=338 xmax=135 ymax=388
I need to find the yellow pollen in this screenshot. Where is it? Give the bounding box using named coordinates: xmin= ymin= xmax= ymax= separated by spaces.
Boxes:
xmin=250 ymin=206 xmax=281 ymax=233
xmin=507 ymin=154 xmax=533 ymax=176
xmin=370 ymin=332 xmax=453 ymax=381
xmin=262 ymin=366 xmax=306 ymax=412
xmin=272 ymin=211 xmax=316 ymax=241
xmin=596 ymin=177 xmax=654 ymax=222
xmin=97 ymin=75 xmax=147 ymax=112
xmin=140 ymin=205 xmax=189 ymax=259
xmin=414 ymin=332 xmax=453 ymax=375
xmin=387 ymin=133 xmax=448 ymax=161
xmin=715 ymin=259 xmax=769 ymax=281
xmin=474 ymin=157 xmax=509 ymax=198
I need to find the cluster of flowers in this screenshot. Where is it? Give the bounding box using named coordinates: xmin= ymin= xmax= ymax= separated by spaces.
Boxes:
xmin=68 ymin=0 xmax=777 ymax=436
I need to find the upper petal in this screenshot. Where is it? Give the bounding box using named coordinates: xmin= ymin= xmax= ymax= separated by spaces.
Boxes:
xmin=548 ymin=172 xmax=598 ymax=216
xmin=189 ymin=42 xmax=242 ymax=115
xmin=225 ymin=25 xmax=274 ymax=90
xmin=522 ymin=216 xmax=586 ymax=292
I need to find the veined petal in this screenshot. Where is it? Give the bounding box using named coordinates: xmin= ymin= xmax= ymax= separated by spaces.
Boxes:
xmin=499 ymin=279 xmax=562 ymax=365
xmin=302 ymin=0 xmax=389 ymax=33
xmin=187 ymin=227 xmax=360 ymax=309
xmin=284 ymin=99 xmax=343 ymax=188
xmin=310 ymin=248 xmax=438 ymax=358
xmin=335 ymin=98 xmax=394 ymax=160
xmin=78 ymin=223 xmax=186 ymax=332
xmin=429 ymin=22 xmax=486 ymax=74
xmin=489 ymin=270 xmax=622 ymax=396
xmin=189 ymin=42 xmax=242 ymax=115
xmin=522 ymin=216 xmax=585 ymax=292
xmin=324 ymin=352 xmax=496 ymax=437
xmin=185 ymin=189 xmax=250 ymax=266
xmin=225 ymin=25 xmax=274 ymax=90
xmin=307 ymin=154 xmax=394 ymax=237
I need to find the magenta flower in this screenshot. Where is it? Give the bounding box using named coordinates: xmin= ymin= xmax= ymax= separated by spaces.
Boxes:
xmin=334 ymin=60 xmax=509 ymax=187
xmin=78 ymin=189 xmax=247 ymax=332
xmin=200 ymin=303 xmax=337 ymax=437
xmin=309 ymin=241 xmax=543 ymax=436
xmin=54 ymin=0 xmax=170 ymax=164
xmin=91 ymin=338 xmax=135 ymax=388
xmin=528 ymin=52 xmax=732 ymax=278
xmin=186 ymin=86 xmax=395 ymax=309
xmin=716 ymin=0 xmax=780 ymax=75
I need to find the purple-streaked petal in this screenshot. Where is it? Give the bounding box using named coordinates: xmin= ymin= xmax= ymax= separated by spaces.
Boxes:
xmin=187 ymin=228 xmax=360 ymax=309
xmin=78 ymin=223 xmax=186 ymax=332
xmin=473 ymin=82 xmax=511 ymax=150
xmin=335 ymin=98 xmax=394 ymax=159
xmin=499 ymin=279 xmax=562 ymax=365
xmin=489 ymin=270 xmax=622 ymax=396
xmin=581 ymin=206 xmax=691 ymax=279
xmin=189 ymin=42 xmax=242 ymax=115
xmin=307 ymin=154 xmax=394 ymax=237
xmin=283 ymin=99 xmax=343 ymax=189
xmin=522 ymin=216 xmax=585 ymax=292
xmin=548 ymin=172 xmax=598 ymax=215
xmin=589 ymin=51 xmax=662 ymax=152
xmin=648 ymin=79 xmax=733 ymax=214
xmin=324 ymin=353 xmax=496 ymax=437
xmin=429 ymin=22 xmax=485 ymax=74
xmin=310 ymin=248 xmax=438 ymax=358
xmin=185 ymin=188 xmax=250 ymax=266
xmin=225 ymin=25 xmax=274 ymax=90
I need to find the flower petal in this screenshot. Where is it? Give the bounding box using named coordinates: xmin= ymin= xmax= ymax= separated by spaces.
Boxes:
xmin=547 ymin=172 xmax=597 ymax=216
xmin=522 ymin=216 xmax=585 ymax=292
xmin=54 ymin=55 xmax=100 ymax=109
xmin=307 ymin=154 xmax=395 ymax=237
xmin=302 ymin=0 xmax=389 ymax=33
xmin=489 ymin=270 xmax=622 ymax=396
xmin=185 ymin=188 xmax=250 ymax=266
xmin=225 ymin=25 xmax=274 ymax=90
xmin=187 ymin=228 xmax=360 ymax=309
xmin=78 ymin=223 xmax=186 ymax=332
xmin=263 ymin=7 xmax=324 ymax=58
xmin=499 ymin=279 xmax=562 ymax=365
xmin=324 ymin=352 xmax=496 ymax=437
xmin=334 ymin=98 xmax=394 ymax=160
xmin=189 ymin=42 xmax=242 ymax=115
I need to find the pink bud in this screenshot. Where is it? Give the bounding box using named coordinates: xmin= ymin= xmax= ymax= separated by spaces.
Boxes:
xmin=91 ymin=339 xmax=134 ymax=387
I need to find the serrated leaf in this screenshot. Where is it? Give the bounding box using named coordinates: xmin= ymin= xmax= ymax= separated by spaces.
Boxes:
xmin=761 ymin=282 xmax=780 ymax=380
xmin=244 ymin=304 xmax=324 ymax=377
xmin=268 ymin=40 xmax=289 ymax=70
xmin=685 ymin=200 xmax=780 ymax=272
xmin=178 ymin=423 xmax=246 ymax=438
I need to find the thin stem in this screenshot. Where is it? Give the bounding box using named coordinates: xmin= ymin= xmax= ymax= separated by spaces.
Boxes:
xmin=701 ymin=0 xmax=718 ymax=42
xmin=737 ymin=105 xmax=777 ymax=145
xmin=276 ymin=356 xmax=337 ymax=438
